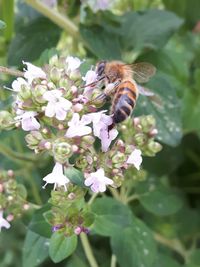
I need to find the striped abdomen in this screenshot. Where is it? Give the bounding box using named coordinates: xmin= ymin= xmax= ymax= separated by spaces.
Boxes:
xmin=112 ymin=80 xmax=137 ymax=124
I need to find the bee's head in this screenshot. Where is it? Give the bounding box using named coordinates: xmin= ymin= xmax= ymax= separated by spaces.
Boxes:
xmin=96 ymin=60 xmax=107 ymax=78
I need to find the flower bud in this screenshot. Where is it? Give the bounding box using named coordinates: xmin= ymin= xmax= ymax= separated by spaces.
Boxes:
xmin=74 ymin=226 xmax=82 ymax=235
xmin=19 ymin=84 xmax=32 ymax=99
xmin=134 ymin=133 xmax=147 ymax=146
xmin=50 ymin=67 xmax=62 ymax=83
xmin=75 ymin=155 xmax=88 ymax=169
xmin=49 ymin=54 xmax=59 ymax=66
xmin=82 ymin=135 xmax=95 ymax=145
xmin=147 ymin=141 xmax=162 ymax=155
xmin=59 ymin=78 xmax=71 ymax=91
xmin=25 ymin=131 xmax=43 ymax=149
xmin=112 ymin=174 xmax=123 ymax=187
xmin=53 ymin=141 xmax=72 ymax=164
xmin=0 ymin=111 xmax=14 ymax=130
xmin=140 ymin=115 xmax=156 ymax=133
xmin=32 ymin=85 xmax=48 ymax=104
xmin=112 ymin=152 xmax=126 ymax=164
xmin=69 ymin=70 xmax=81 ymax=81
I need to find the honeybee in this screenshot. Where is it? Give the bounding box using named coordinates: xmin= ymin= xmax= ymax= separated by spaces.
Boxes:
xmin=84 ymin=60 xmax=156 ymax=127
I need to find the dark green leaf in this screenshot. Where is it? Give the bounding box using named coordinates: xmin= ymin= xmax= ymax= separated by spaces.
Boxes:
xmin=91 ymin=197 xmax=133 ymax=236
xmin=120 ymin=10 xmax=184 ymax=53
xmin=136 ymin=180 xmax=183 ymax=216
xmin=29 ymin=204 xmax=52 ymax=238
xmin=135 ymin=71 xmax=182 ymax=146
xmin=8 ymin=17 xmax=61 ymax=66
xmin=80 ymin=24 xmax=121 ymax=59
xmin=155 ymin=253 xmax=182 ymax=267
xmin=111 ymin=218 xmax=157 ymax=267
xmin=22 ymin=230 xmax=49 ymax=267
xmin=49 ymin=232 xmax=77 ymax=263
xmin=66 ymin=254 xmax=88 ymax=267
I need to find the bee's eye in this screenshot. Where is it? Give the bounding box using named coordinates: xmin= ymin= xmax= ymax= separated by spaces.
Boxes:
xmin=96 ymin=61 xmax=106 ymax=77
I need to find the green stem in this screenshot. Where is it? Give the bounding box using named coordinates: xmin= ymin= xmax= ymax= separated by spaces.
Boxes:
xmin=111 ymin=254 xmax=117 ymax=267
xmin=0 ymin=66 xmax=24 ymax=77
xmin=80 ymin=233 xmax=99 ymax=267
xmin=88 ymin=193 xmax=98 ymax=205
xmin=24 ymin=0 xmax=79 ymax=38
xmin=154 ymin=232 xmax=188 ymax=261
xmin=126 ymin=194 xmax=139 ymax=203
xmin=0 ymin=143 xmax=38 ymax=163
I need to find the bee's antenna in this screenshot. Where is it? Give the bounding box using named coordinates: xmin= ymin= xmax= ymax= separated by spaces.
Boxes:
xmin=81 ymin=75 xmax=105 ymax=88
xmin=3 ymin=86 xmax=17 ymax=92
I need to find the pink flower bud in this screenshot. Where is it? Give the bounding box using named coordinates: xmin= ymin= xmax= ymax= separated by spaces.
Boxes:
xmin=7 ymin=170 xmax=14 ymax=177
xmin=72 ymin=145 xmax=79 ymax=152
xmin=44 ymin=141 xmax=52 ymax=150
xmin=73 ymin=103 xmax=83 ymax=112
xmin=6 ymin=214 xmax=14 ymax=222
xmin=74 ymin=226 xmax=82 ymax=235
xmin=133 ymin=117 xmax=140 ymax=126
xmin=0 ymin=184 xmax=4 ymax=193
xmin=149 ymin=128 xmax=158 ymax=137
xmin=23 ymin=204 xmax=30 ymax=210
xmin=58 ymin=124 xmax=64 ymax=130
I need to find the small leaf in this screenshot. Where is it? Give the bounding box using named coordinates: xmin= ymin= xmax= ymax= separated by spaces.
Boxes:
xmin=65 ymin=167 xmax=86 ymax=187
xmin=22 ymin=230 xmax=49 ymax=267
xmin=49 ymin=232 xmax=77 ymax=263
xmin=155 ymin=253 xmax=182 ymax=267
xmin=0 ymin=20 xmax=6 ymax=30
xmin=29 ymin=204 xmax=52 ymax=238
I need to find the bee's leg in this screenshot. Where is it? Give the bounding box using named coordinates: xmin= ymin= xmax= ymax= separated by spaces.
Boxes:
xmin=104 ymin=80 xmax=121 ymax=96
xmin=108 ymin=123 xmax=115 ymax=132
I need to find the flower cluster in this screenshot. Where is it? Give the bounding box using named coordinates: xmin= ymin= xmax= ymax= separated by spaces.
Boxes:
xmin=0 ymin=55 xmax=161 ymax=233
xmin=0 ymin=169 xmax=28 ymax=231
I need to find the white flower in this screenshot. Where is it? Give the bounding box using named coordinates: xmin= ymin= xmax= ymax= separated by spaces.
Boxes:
xmin=84 ymin=168 xmax=113 ymax=193
xmin=65 ymin=113 xmax=92 ymax=138
xmin=84 ymin=111 xmax=118 ymax=152
xmin=12 ymin=77 xmax=29 ymax=92
xmin=15 ymin=111 xmax=40 ymax=131
xmin=86 ymin=0 xmax=113 ymax=12
xmin=23 ymin=61 xmax=46 ymax=84
xmin=43 ymin=90 xmax=72 ymax=120
xmin=66 ymin=56 xmax=82 ymax=72
xmin=42 ymin=162 xmax=70 ymax=191
xmin=0 ymin=210 xmax=11 ymax=232
xmin=82 ymin=70 xmax=98 ymax=97
xmin=127 ymin=149 xmax=142 ymax=170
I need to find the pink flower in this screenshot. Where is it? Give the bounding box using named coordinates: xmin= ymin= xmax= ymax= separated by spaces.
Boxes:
xmin=42 ymin=162 xmax=70 ymax=191
xmin=65 ymin=113 xmax=92 ymax=138
xmin=127 ymin=149 xmax=142 ymax=170
xmin=0 ymin=210 xmax=11 ymax=231
xmin=82 ymin=70 xmax=98 ymax=97
xmin=66 ymin=56 xmax=82 ymax=73
xmin=12 ymin=77 xmax=29 ymax=92
xmin=85 ymin=0 xmax=112 ymax=12
xmin=15 ymin=111 xmax=40 ymax=131
xmin=84 ymin=168 xmax=113 ymax=193
xmin=85 ymin=111 xmax=118 ymax=152
xmin=43 ymin=90 xmax=72 ymax=120
xmin=23 ymin=61 xmax=46 ymax=84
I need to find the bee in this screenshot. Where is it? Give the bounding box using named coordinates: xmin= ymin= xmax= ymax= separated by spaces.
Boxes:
xmin=84 ymin=60 xmax=156 ymax=127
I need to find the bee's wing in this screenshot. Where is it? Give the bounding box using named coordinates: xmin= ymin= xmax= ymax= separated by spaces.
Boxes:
xmin=129 ymin=62 xmax=156 ymax=83
xmin=137 ymin=85 xmax=163 ymax=108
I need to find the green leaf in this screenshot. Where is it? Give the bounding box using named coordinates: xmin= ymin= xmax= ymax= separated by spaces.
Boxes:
xmin=65 ymin=167 xmax=86 ymax=187
xmin=0 ymin=20 xmax=6 ymax=30
xmin=49 ymin=232 xmax=77 ymax=263
xmin=8 ymin=17 xmax=61 ymax=66
xmin=135 ymin=71 xmax=182 ymax=146
xmin=91 ymin=197 xmax=133 ymax=236
xmin=67 ymin=254 xmax=88 ymax=267
xmin=80 ymin=24 xmax=121 ymax=59
xmin=29 ymin=204 xmax=52 ymax=238
xmin=120 ymin=10 xmax=184 ymax=53
xmin=110 ymin=218 xmax=157 ymax=267
xmin=155 ymin=253 xmax=182 ymax=267
xmin=136 ymin=180 xmax=183 ymax=216
xmin=2 ymin=0 xmax=14 ymax=41
xmin=22 ymin=230 xmax=49 ymax=267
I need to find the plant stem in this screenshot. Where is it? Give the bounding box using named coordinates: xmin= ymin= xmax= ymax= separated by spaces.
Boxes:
xmin=80 ymin=233 xmax=99 ymax=267
xmin=25 ymin=0 xmax=79 ymax=38
xmin=109 ymin=188 xmax=121 ymax=201
xmin=88 ymin=193 xmax=98 ymax=205
xmin=111 ymin=254 xmax=117 ymax=267
xmin=154 ymin=232 xmax=188 ymax=261
xmin=0 ymin=66 xmax=24 ymax=77
xmin=0 ymin=143 xmax=38 ymax=163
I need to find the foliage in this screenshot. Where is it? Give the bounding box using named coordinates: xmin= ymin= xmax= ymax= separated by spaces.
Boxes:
xmin=0 ymin=0 xmax=200 ymax=267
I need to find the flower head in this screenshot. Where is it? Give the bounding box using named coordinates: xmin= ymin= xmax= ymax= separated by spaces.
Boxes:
xmin=23 ymin=61 xmax=46 ymax=84
xmin=84 ymin=168 xmax=113 ymax=193
xmin=42 ymin=162 xmax=70 ymax=191
xmin=65 ymin=113 xmax=92 ymax=138
xmin=43 ymin=90 xmax=72 ymax=120
xmin=126 ymin=149 xmax=142 ymax=170
xmin=0 ymin=210 xmax=11 ymax=232
xmin=15 ymin=111 xmax=40 ymax=131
